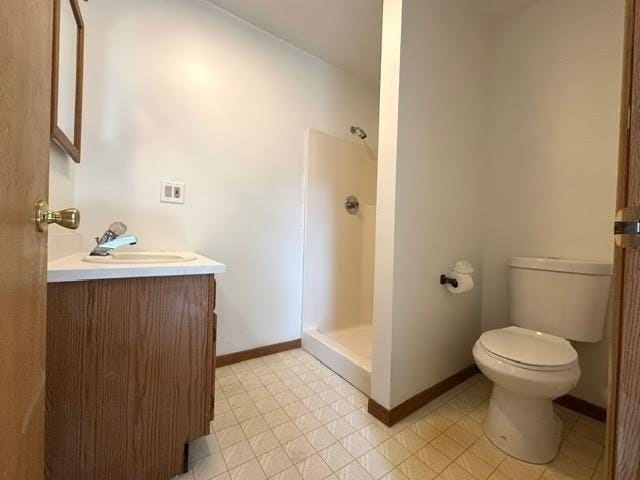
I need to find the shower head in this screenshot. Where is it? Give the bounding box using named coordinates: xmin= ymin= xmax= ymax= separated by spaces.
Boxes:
xmin=350 ymin=126 xmax=367 ymax=140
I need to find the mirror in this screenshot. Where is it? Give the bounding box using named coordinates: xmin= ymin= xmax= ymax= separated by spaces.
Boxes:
xmin=51 ymin=0 xmax=84 ymax=163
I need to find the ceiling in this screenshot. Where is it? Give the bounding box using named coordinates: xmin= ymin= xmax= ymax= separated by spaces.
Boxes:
xmin=208 ymin=0 xmax=539 ymax=87
xmin=208 ymin=0 xmax=383 ymax=87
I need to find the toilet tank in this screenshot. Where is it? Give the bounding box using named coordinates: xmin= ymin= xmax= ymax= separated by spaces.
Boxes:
xmin=508 ymin=257 xmax=612 ymax=342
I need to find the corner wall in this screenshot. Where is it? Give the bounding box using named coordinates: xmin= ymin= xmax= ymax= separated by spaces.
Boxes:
xmin=372 ymin=0 xmax=490 ymax=408
xmin=372 ymin=0 xmax=624 ymax=411
xmin=481 ymin=0 xmax=625 ymax=407
xmin=371 ymin=0 xmax=403 ymax=407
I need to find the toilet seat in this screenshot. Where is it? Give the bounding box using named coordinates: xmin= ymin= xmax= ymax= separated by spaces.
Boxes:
xmin=479 ymin=326 xmax=577 ymax=371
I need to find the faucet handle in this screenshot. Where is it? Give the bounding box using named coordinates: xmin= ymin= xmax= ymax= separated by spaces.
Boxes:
xmin=108 ymin=222 xmax=127 ymax=236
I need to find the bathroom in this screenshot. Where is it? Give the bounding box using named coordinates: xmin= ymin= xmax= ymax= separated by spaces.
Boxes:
xmin=3 ymin=0 xmax=640 ymax=479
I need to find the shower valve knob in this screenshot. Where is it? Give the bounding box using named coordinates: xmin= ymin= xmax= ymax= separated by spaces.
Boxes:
xmin=345 ymin=196 xmax=360 ymax=215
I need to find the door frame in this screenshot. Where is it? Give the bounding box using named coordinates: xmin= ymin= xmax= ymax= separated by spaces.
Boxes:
xmin=607 ymin=0 xmax=640 ymax=478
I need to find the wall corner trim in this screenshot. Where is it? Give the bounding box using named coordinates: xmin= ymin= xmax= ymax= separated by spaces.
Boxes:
xmin=367 ymin=365 xmax=480 ymax=427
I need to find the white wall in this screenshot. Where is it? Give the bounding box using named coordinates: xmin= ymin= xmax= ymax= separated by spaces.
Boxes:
xmin=370 ymin=0 xmax=403 ymax=408
xmin=70 ymin=0 xmax=379 ymax=355
xmin=481 ymin=0 xmax=625 ymax=407
xmin=372 ymin=0 xmax=490 ymax=408
xmin=49 ymin=147 xmax=80 ymax=261
xmin=49 ymin=0 xmax=81 ymax=261
xmin=372 ymin=0 xmax=623 ymax=410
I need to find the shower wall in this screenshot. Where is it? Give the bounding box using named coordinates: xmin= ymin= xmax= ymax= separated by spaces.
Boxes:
xmin=302 ymin=129 xmax=377 ymax=334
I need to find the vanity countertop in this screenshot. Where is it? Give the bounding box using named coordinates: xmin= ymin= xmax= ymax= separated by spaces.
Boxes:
xmin=48 ymin=251 xmax=226 ymax=283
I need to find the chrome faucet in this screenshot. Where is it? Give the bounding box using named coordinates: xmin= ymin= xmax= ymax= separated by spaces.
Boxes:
xmin=90 ymin=221 xmax=138 ymax=256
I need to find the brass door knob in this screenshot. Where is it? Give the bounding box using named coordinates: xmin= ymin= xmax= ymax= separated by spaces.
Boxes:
xmin=35 ymin=200 xmax=80 ymax=232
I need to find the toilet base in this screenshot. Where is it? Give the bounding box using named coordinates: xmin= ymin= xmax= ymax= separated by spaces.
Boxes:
xmin=484 ymin=384 xmax=562 ymax=464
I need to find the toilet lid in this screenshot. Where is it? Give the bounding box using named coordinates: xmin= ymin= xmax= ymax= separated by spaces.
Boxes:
xmin=479 ymin=326 xmax=577 ymax=368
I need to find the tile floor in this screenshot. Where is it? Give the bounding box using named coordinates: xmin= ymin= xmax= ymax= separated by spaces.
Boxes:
xmin=177 ymin=349 xmax=606 ymax=480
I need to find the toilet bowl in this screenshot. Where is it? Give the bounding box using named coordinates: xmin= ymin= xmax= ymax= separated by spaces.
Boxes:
xmin=472 ymin=256 xmax=611 ymax=464
xmin=472 ymin=326 xmax=580 ymax=464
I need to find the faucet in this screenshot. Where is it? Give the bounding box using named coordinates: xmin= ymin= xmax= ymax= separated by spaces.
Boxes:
xmin=90 ymin=221 xmax=138 ymax=256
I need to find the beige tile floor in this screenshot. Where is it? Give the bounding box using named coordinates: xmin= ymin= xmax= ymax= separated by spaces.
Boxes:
xmin=176 ymin=349 xmax=606 ymax=480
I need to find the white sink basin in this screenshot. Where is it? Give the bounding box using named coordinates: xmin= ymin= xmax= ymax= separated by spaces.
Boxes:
xmin=82 ymin=252 xmax=197 ymax=264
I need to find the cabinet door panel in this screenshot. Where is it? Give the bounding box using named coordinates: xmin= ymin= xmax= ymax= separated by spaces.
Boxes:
xmin=46 ymin=275 xmax=214 ymax=480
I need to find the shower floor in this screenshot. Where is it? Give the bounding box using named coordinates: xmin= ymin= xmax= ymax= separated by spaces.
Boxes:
xmin=302 ymin=324 xmax=372 ymax=394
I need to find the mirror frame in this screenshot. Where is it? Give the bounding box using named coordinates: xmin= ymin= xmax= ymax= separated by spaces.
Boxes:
xmin=51 ymin=0 xmax=84 ymax=164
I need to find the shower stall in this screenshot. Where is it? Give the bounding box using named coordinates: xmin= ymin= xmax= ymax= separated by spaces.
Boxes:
xmin=302 ymin=128 xmax=377 ymax=393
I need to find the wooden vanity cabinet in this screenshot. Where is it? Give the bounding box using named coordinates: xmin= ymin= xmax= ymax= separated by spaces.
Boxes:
xmin=45 ymin=274 xmax=217 ymax=480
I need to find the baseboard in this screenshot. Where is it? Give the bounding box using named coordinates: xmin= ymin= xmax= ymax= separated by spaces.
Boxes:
xmin=368 ymin=365 xmax=480 ymax=427
xmin=555 ymin=395 xmax=607 ymax=423
xmin=216 ymin=339 xmax=302 ymax=367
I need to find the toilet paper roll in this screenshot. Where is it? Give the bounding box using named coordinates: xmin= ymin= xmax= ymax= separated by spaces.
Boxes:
xmin=446 ymin=272 xmax=474 ymax=294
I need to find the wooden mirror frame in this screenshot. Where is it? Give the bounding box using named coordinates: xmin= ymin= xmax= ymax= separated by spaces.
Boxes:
xmin=51 ymin=0 xmax=84 ymax=164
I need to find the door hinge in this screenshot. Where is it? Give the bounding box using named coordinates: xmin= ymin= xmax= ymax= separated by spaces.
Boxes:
xmin=614 ymin=207 xmax=640 ymax=248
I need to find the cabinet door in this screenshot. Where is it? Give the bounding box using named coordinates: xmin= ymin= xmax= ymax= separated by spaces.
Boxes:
xmin=46 ymin=275 xmax=213 ymax=480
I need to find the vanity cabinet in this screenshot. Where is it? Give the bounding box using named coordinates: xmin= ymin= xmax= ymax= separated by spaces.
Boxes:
xmin=45 ymin=274 xmax=217 ymax=480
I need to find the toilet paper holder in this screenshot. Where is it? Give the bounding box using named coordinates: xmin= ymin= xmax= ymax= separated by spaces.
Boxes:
xmin=440 ymin=274 xmax=458 ymax=288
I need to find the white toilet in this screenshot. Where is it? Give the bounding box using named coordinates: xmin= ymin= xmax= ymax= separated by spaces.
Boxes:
xmin=473 ymin=256 xmax=612 ymax=464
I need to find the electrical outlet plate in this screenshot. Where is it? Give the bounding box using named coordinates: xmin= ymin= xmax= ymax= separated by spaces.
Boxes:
xmin=160 ymin=180 xmax=185 ymax=204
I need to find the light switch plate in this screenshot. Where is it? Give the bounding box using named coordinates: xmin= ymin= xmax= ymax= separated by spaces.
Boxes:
xmin=160 ymin=180 xmax=185 ymax=204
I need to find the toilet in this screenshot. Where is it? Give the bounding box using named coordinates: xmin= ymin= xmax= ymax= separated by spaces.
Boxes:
xmin=473 ymin=256 xmax=612 ymax=464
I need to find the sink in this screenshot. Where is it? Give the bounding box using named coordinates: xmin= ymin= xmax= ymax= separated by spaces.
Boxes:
xmin=82 ymin=252 xmax=196 ymax=264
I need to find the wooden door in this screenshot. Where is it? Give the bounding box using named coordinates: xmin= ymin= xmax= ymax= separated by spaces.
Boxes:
xmin=0 ymin=1 xmax=53 ymax=480
xmin=608 ymin=0 xmax=640 ymax=478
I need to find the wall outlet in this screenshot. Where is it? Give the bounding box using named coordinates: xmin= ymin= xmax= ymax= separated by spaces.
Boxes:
xmin=160 ymin=180 xmax=185 ymax=204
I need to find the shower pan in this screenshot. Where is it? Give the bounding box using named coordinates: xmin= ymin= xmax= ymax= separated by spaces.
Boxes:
xmin=302 ymin=128 xmax=377 ymax=393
